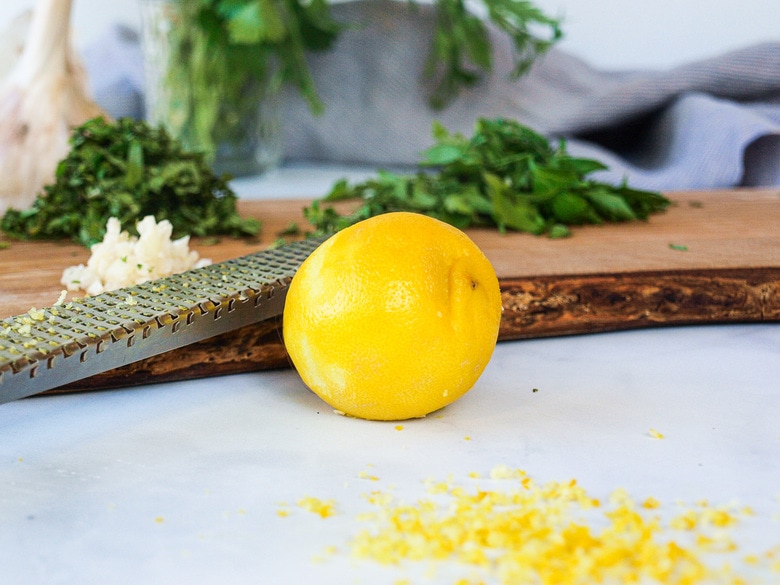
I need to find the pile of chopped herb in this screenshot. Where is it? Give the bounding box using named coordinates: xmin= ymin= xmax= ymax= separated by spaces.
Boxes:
xmin=305 ymin=118 xmax=670 ymax=238
xmin=0 ymin=117 xmax=260 ymax=248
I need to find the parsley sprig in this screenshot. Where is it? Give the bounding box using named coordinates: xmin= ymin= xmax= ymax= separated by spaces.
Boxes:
xmin=0 ymin=117 xmax=259 ymax=248
xmin=305 ymin=118 xmax=670 ymax=237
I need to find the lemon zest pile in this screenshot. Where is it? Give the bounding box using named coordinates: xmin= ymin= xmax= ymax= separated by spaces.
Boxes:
xmin=341 ymin=466 xmax=777 ymax=584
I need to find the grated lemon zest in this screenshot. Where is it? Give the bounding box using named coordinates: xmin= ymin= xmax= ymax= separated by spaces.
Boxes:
xmin=359 ymin=471 xmax=380 ymax=481
xmin=298 ymin=496 xmax=336 ymax=519
xmin=325 ymin=468 xmax=775 ymax=584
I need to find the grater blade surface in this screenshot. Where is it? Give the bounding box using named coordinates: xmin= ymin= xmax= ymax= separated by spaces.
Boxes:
xmin=0 ymin=237 xmax=324 ymax=405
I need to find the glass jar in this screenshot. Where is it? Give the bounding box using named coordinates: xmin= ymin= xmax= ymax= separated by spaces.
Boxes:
xmin=139 ymin=0 xmax=282 ymax=177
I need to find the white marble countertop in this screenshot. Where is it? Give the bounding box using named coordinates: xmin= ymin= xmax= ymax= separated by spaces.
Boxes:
xmin=1 ymin=168 xmax=778 ymax=584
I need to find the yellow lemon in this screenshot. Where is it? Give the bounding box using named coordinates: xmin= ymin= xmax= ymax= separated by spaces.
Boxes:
xmin=282 ymin=212 xmax=502 ymax=421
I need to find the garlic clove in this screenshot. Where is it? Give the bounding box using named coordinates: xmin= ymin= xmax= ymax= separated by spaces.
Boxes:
xmin=0 ymin=0 xmax=106 ymax=214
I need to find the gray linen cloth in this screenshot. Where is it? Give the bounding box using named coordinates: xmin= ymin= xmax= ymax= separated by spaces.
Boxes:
xmin=83 ymin=0 xmax=780 ymax=191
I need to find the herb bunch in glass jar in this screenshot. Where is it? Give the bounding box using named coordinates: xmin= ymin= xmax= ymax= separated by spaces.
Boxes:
xmin=141 ymin=0 xmax=561 ymax=175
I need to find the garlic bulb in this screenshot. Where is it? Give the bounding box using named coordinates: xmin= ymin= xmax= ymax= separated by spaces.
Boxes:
xmin=0 ymin=0 xmax=106 ymax=214
xmin=0 ymin=10 xmax=32 ymax=81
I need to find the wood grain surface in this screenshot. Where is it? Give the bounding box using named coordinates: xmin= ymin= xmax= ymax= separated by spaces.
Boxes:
xmin=1 ymin=189 xmax=778 ymax=393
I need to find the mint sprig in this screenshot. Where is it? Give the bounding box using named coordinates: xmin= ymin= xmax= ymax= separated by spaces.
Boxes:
xmin=305 ymin=118 xmax=670 ymax=237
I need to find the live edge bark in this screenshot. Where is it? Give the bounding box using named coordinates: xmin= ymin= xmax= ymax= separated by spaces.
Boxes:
xmin=48 ymin=267 xmax=780 ymax=395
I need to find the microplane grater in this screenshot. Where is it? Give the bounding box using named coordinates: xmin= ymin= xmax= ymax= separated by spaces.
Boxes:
xmin=0 ymin=237 xmax=325 ymax=405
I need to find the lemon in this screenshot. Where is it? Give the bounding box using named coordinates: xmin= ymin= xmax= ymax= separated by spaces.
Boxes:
xmin=282 ymin=212 xmax=502 ymax=421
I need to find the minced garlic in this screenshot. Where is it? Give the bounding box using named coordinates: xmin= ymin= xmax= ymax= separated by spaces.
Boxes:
xmin=61 ymin=216 xmax=211 ymax=295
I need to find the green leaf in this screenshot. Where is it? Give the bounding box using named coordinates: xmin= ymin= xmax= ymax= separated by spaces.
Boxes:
xmin=461 ymin=15 xmax=492 ymax=70
xmin=422 ymin=144 xmax=465 ymax=166
xmin=550 ymin=192 xmax=591 ymax=224
xmin=277 ymin=222 xmax=301 ymax=236
xmin=547 ymin=223 xmax=571 ymax=239
xmin=586 ymin=190 xmax=637 ymax=221
xmin=225 ymin=0 xmax=286 ymax=44
xmin=293 ymin=0 xmax=342 ymax=51
xmin=486 ymin=172 xmax=545 ymax=234
xmin=529 ymin=163 xmax=578 ymax=198
xmin=561 ymin=156 xmax=608 ymax=177
xmin=430 ymin=120 xmax=451 ymax=143
xmin=125 ymin=140 xmax=144 ymax=189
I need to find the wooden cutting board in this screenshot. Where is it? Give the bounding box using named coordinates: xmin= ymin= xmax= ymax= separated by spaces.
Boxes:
xmin=1 ymin=189 xmax=778 ymax=394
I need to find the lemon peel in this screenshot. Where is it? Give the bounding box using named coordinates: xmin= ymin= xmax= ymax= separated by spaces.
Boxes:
xmin=283 ymin=212 xmax=502 ymax=421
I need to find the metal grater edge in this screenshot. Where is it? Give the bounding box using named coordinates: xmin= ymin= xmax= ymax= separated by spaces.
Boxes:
xmin=0 ymin=237 xmax=325 ymax=404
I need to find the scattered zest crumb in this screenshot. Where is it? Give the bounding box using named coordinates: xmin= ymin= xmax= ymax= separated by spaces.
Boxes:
xmin=649 ymin=428 xmax=665 ymax=439
xmin=297 ymin=496 xmax=336 ymax=519
xmin=394 ymin=425 xmax=404 ymax=431
xmin=489 ymin=464 xmax=528 ymax=480
xmin=312 ymin=545 xmax=339 ymax=564
xmin=669 ymin=243 xmax=689 ymax=251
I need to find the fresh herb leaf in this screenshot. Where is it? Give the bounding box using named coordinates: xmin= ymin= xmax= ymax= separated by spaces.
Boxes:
xmin=277 ymin=222 xmax=301 ymax=236
xmin=669 ymin=243 xmax=688 ymax=251
xmin=547 ymin=224 xmax=571 ymax=239
xmin=304 ymin=118 xmax=670 ymax=237
xmin=0 ymin=117 xmax=260 ymax=248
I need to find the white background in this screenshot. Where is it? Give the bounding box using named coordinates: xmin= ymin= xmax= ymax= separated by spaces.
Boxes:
xmin=2 ymin=324 xmax=779 ymax=584
xmin=0 ymin=0 xmax=778 ymax=69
